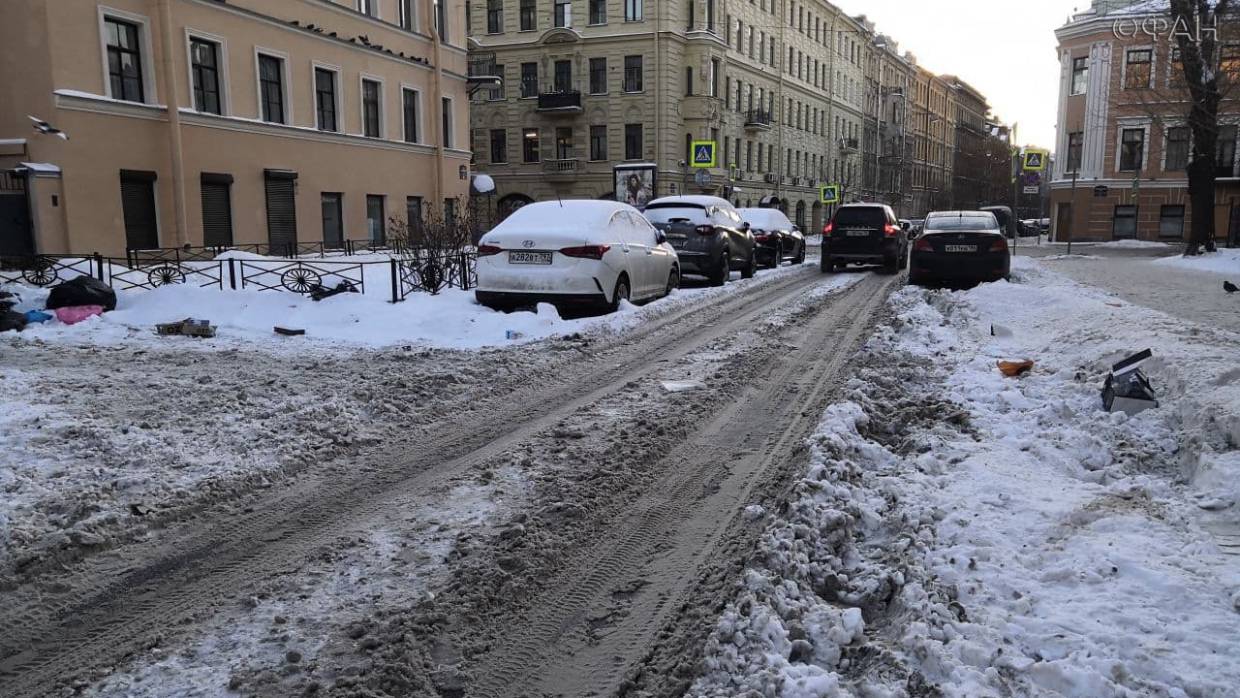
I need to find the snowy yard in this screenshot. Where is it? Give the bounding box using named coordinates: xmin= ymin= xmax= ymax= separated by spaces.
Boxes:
xmin=692 ymin=256 xmax=1240 ymax=697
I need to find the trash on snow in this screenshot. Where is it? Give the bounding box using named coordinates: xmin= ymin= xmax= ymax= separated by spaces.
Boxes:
xmin=990 ymin=323 xmax=1013 ymax=338
xmin=505 ymin=330 xmax=526 ymax=340
xmin=54 ymin=305 xmax=104 ymax=325
xmin=996 ymin=359 xmax=1035 ymax=377
xmin=156 ymin=317 xmax=217 ymax=338
xmin=1 ymin=309 xmax=28 ymax=333
xmin=46 ymin=275 xmax=116 ymax=311
xmin=274 ymin=326 xmax=306 ymax=336
xmin=1101 ymin=348 xmax=1158 ymax=415
xmin=24 ymin=310 xmax=53 ymax=324
xmin=661 ymin=380 xmax=705 ymax=393
xmin=308 ymin=281 xmax=359 ymax=302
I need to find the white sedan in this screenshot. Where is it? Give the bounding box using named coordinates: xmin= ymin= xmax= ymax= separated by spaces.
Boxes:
xmin=475 ymin=200 xmax=680 ymax=312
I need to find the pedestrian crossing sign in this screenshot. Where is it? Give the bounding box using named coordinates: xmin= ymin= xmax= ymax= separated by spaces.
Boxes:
xmin=819 ymin=184 xmax=840 ymax=204
xmin=1023 ymin=149 xmax=1048 ymax=171
xmin=691 ymin=140 xmax=717 ymax=168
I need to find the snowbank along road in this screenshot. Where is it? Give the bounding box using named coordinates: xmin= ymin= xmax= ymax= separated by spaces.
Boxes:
xmin=0 ymin=264 xmax=901 ymax=696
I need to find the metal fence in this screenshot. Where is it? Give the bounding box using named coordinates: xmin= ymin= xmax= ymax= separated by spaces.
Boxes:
xmin=121 ymin=239 xmax=417 ymax=267
xmin=1 ymin=251 xmax=477 ymax=302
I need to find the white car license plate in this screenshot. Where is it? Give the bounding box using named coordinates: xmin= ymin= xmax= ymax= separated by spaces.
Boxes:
xmin=845 ymin=229 xmax=870 ymax=237
xmin=508 ymin=251 xmax=553 ymax=265
xmin=668 ymin=235 xmax=687 ymax=248
xmin=945 ymin=245 xmax=976 ymax=253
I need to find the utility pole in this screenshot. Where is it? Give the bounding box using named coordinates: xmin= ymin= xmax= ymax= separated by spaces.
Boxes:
xmin=1010 ymin=121 xmax=1019 ymax=254
xmin=1068 ymin=168 xmax=1078 ymax=255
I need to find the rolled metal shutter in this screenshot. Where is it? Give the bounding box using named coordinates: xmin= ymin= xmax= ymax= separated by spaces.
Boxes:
xmin=263 ymin=170 xmax=297 ymax=255
xmin=200 ymin=173 xmax=233 ymax=247
xmin=119 ymin=169 xmax=159 ymax=250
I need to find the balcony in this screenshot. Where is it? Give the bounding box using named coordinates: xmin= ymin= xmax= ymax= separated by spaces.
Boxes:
xmin=838 ymin=138 xmax=860 ymax=153
xmin=744 ymin=109 xmax=773 ymax=131
xmin=542 ymin=158 xmax=580 ymax=180
xmin=536 ymin=90 xmax=583 ymax=114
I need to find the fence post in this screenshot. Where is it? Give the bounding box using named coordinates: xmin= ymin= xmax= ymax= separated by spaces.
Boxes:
xmin=459 ymin=253 xmax=470 ymax=290
xmin=94 ymin=253 xmax=105 ymax=281
xmin=228 ymin=258 xmax=237 ymax=290
xmin=390 ymin=258 xmax=399 ymax=303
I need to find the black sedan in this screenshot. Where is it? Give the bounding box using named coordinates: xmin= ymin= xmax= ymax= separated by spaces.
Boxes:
xmin=738 ymin=207 xmax=806 ymax=267
xmin=908 ymin=211 xmax=1010 ymax=286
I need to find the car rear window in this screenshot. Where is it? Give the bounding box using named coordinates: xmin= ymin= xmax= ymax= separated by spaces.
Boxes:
xmin=833 ymin=207 xmax=886 ymax=227
xmin=644 ymin=205 xmax=709 ymax=225
xmin=926 ymin=215 xmax=999 ymax=231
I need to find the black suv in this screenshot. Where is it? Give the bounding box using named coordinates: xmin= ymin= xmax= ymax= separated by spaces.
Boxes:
xmin=821 ymin=203 xmax=908 ymax=274
xmin=643 ymin=196 xmax=757 ymax=286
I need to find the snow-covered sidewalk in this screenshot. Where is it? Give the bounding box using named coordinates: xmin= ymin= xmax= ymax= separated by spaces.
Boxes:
xmin=692 ymin=257 xmax=1240 ymax=697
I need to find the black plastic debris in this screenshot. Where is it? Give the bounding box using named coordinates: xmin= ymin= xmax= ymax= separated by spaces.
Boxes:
xmin=1 ymin=309 xmax=27 ymax=333
xmin=1101 ymin=349 xmax=1158 ymax=415
xmin=46 ymin=275 xmax=117 ymax=311
xmin=308 ymin=281 xmax=359 ymax=302
xmin=274 ymin=326 xmax=305 ymax=336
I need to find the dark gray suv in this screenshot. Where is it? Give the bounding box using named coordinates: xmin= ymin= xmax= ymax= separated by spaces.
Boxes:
xmin=821 ymin=203 xmax=908 ymax=274
xmin=643 ymin=196 xmax=757 ymax=286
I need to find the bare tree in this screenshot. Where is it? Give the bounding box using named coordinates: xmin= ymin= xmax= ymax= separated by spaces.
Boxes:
xmin=1169 ymin=0 xmax=1236 ymax=254
xmin=386 ymin=202 xmax=474 ymax=294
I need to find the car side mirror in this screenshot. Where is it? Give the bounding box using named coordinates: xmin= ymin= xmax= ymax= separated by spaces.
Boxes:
xmin=901 ymin=221 xmax=910 ymax=231
xmin=741 ymin=222 xmax=751 ymax=232
xmin=654 ymin=230 xmax=668 ymax=245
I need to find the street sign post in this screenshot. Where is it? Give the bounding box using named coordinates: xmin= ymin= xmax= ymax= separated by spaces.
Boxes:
xmin=690 ymin=140 xmax=717 ymax=168
xmin=819 ymin=184 xmax=840 ymax=204
xmin=694 ymin=169 xmax=711 ymax=187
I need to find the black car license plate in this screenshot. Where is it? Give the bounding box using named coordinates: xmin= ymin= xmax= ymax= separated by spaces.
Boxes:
xmin=509 ymin=251 xmax=553 ymax=264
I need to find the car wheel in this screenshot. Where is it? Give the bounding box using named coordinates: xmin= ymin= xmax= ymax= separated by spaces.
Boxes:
xmin=881 ymin=257 xmax=900 ymax=275
xmin=741 ymin=248 xmax=756 ymax=279
xmin=794 ymin=243 xmax=805 ymax=265
xmin=708 ymin=253 xmax=729 ymax=286
xmin=821 ymin=253 xmax=836 ymax=274
xmin=665 ymin=268 xmax=680 ymax=297
xmin=609 ymin=274 xmax=631 ymax=312
xmin=769 ymin=240 xmax=782 ymax=269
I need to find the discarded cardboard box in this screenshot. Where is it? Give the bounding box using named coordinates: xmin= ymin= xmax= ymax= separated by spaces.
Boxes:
xmin=156 ymin=318 xmax=217 ymax=338
xmin=1101 ymin=349 xmax=1158 ymax=415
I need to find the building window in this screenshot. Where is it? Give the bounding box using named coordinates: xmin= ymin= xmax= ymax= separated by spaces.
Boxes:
xmin=445 ymin=198 xmax=457 ymax=226
xmin=258 ymin=54 xmax=286 ymax=124
xmin=520 ymin=0 xmax=536 ymax=30
xmin=554 ymin=0 xmax=571 ymax=27
xmin=625 ymin=0 xmax=643 ymax=21
xmin=434 ymin=0 xmax=448 ymax=39
xmin=554 ymin=60 xmax=572 ymax=92
xmin=406 ymin=196 xmax=423 ymax=234
xmin=366 ymin=195 xmax=386 ymax=244
xmin=685 ymin=66 xmax=694 ymax=96
xmin=358 ymin=0 xmax=377 ymax=16
xmin=105 ymin=17 xmax=146 ymax=102
xmin=1217 ymin=124 xmax=1237 ymax=176
xmin=1112 ymin=205 xmax=1137 ymax=239
xmin=1222 ymin=44 xmax=1240 ymax=82
xmin=589 ymin=57 xmax=607 ymax=94
xmin=590 ymin=125 xmax=607 ymax=160
xmin=1158 ymin=205 xmax=1185 ymax=238
xmin=624 ymin=123 xmax=642 ymax=159
xmin=362 ymin=78 xmax=382 ymax=137
xmin=441 ymin=97 xmax=453 ymax=148
xmin=189 ymin=38 xmax=222 ymax=114
xmin=1124 ymin=49 xmax=1152 ymax=89
xmin=521 ymin=62 xmax=538 ymax=97
xmin=1065 ymin=131 xmax=1083 ymax=172
xmin=706 ymin=0 xmax=715 ymax=31
xmin=555 ymin=127 xmax=574 ymax=159
xmin=490 ymin=128 xmax=508 ymax=163
xmin=590 ymin=0 xmax=607 ymax=24
xmin=399 ymin=0 xmax=415 ymax=30
xmin=315 ymin=67 xmax=338 ymax=131
xmin=1164 ymin=126 xmax=1189 ymax=170
xmin=488 ymin=64 xmax=504 ymax=100
xmin=1119 ymin=128 xmax=1144 ymax=171
xmin=200 ymin=173 xmax=233 ymax=246
xmin=1071 ymin=56 xmax=1088 ymax=95
xmin=487 ymin=0 xmax=503 ymax=32
xmin=523 ymin=127 xmax=540 ymax=162
xmin=709 ymin=58 xmax=720 ymax=97
xmin=402 ymin=87 xmax=419 ymax=142
xmin=623 ymin=55 xmax=643 ymax=92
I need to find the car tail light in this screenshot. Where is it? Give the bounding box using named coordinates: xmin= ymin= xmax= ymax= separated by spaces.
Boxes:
xmin=695 ymin=225 xmax=716 ymax=236
xmin=559 ymin=244 xmax=611 ymax=260
xmin=914 ymin=237 xmax=933 ymax=252
xmin=883 ymin=223 xmax=899 ymax=237
xmin=477 ymin=244 xmax=503 ymax=256
xmin=823 ymin=221 xmax=834 ymax=236
xmin=990 ymin=238 xmax=1009 ymax=253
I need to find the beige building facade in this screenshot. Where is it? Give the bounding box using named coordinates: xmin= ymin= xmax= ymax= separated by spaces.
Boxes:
xmin=0 ymin=0 xmax=471 ymax=258
xmin=466 ymin=0 xmax=930 ymax=233
xmin=1051 ymin=0 xmax=1238 ymax=243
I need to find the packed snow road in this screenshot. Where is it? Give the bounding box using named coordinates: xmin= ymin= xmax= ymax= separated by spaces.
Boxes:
xmin=0 ymin=263 xmax=900 ymax=696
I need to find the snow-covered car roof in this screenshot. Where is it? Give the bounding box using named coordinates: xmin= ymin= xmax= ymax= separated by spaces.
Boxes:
xmin=737 ymin=208 xmax=794 ymax=230
xmin=646 ymin=195 xmax=735 ymax=209
xmin=486 ymin=200 xmax=644 ymax=235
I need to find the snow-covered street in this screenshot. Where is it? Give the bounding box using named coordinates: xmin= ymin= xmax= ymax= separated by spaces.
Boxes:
xmin=3 ymin=249 xmax=1239 ymax=697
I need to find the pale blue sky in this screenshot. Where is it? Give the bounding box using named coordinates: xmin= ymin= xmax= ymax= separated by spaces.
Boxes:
xmin=835 ymin=0 xmax=1083 ymax=152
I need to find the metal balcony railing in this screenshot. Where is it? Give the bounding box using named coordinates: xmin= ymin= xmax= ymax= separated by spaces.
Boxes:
xmin=537 ymin=90 xmax=583 ymax=112
xmin=744 ymin=109 xmax=773 ymax=129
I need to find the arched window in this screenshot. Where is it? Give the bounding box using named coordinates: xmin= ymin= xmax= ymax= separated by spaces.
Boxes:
xmin=795 ymin=200 xmax=806 ymax=229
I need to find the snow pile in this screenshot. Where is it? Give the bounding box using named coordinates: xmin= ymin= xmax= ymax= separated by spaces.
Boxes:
xmin=1151 ymin=246 xmax=1240 ymax=276
xmin=1097 ymin=239 xmax=1172 ymax=249
xmin=1 ymin=257 xmax=817 ymax=352
xmin=692 ymin=258 xmax=1240 ymax=697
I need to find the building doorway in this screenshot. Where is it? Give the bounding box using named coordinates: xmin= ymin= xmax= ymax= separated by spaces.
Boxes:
xmin=120 ymin=170 xmax=159 ymax=250
xmin=321 ymin=193 xmax=343 ymax=248
xmin=264 ymin=170 xmax=298 ymax=254
xmin=0 ymin=170 xmax=33 ymax=256
xmin=1055 ymin=202 xmax=1072 ymax=244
